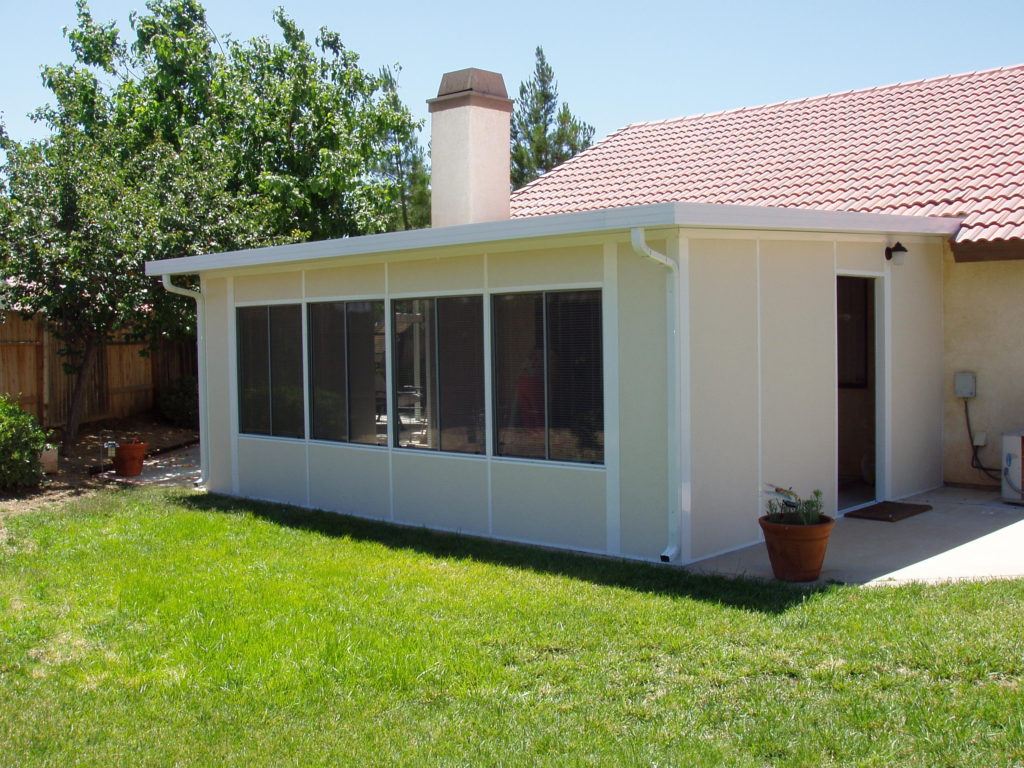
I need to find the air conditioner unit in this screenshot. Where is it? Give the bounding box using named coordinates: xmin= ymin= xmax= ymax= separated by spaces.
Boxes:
xmin=1002 ymin=430 xmax=1024 ymax=504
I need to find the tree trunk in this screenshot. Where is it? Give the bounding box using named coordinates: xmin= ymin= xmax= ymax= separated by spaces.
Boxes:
xmin=62 ymin=340 xmax=99 ymax=451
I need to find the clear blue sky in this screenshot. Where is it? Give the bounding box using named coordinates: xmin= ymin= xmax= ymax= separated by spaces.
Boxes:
xmin=2 ymin=0 xmax=1023 ymax=146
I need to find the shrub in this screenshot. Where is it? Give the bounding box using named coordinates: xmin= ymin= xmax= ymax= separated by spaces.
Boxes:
xmin=157 ymin=376 xmax=199 ymax=429
xmin=0 ymin=395 xmax=48 ymax=492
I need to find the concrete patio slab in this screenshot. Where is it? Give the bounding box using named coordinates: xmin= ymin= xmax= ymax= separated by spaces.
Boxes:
xmin=100 ymin=445 xmax=201 ymax=488
xmin=687 ymin=486 xmax=1024 ymax=585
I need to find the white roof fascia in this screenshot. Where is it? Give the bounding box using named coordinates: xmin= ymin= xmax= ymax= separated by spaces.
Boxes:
xmin=145 ymin=201 xmax=962 ymax=276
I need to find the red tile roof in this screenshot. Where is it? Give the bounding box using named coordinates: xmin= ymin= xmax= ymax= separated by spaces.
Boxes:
xmin=509 ymin=65 xmax=1024 ymax=243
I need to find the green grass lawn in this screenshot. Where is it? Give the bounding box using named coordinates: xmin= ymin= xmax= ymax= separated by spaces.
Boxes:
xmin=1 ymin=488 xmax=1022 ymax=767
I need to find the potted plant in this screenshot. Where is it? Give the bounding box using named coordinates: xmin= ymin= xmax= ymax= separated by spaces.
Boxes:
xmin=113 ymin=439 xmax=148 ymax=477
xmin=759 ymin=485 xmax=835 ymax=582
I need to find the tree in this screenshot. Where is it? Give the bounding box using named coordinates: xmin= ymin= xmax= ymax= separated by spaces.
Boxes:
xmin=510 ymin=46 xmax=595 ymax=189
xmin=0 ymin=0 xmax=422 ymax=446
xmin=377 ymin=69 xmax=431 ymax=231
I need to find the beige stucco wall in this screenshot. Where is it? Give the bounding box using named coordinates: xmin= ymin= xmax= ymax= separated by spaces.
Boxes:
xmin=615 ymin=242 xmax=669 ymax=559
xmin=393 ymin=452 xmax=489 ymax=535
xmin=889 ymin=240 xmax=944 ymax=497
xmin=234 ymin=271 xmax=303 ymax=303
xmin=488 ymin=244 xmax=602 ymax=288
xmin=308 ymin=443 xmax=389 ymax=519
xmin=200 ymin=275 xmax=232 ymax=494
xmin=943 ymin=248 xmax=1024 ymax=485
xmin=684 ymin=234 xmax=945 ymax=561
xmin=758 ymin=239 xmax=839 ymax=527
xmin=491 ymin=462 xmax=606 ymax=551
xmin=236 ymin=436 xmax=307 ymax=506
xmin=305 ymin=263 xmax=384 ymax=298
xmin=689 ymin=238 xmax=762 ymax=559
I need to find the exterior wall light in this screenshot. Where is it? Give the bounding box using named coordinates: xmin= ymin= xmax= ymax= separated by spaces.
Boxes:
xmin=884 ymin=241 xmax=908 ymax=263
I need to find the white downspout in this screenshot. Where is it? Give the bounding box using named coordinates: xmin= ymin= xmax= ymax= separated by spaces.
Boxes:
xmin=161 ymin=274 xmax=208 ymax=486
xmin=630 ymin=228 xmax=682 ymax=563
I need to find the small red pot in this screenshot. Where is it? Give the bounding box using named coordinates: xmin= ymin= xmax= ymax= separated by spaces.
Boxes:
xmin=758 ymin=515 xmax=835 ymax=582
xmin=113 ymin=441 xmax=148 ymax=477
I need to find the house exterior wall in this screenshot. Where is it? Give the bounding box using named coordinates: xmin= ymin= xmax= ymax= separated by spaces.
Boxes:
xmin=688 ymin=237 xmax=761 ymax=559
xmin=199 ymin=241 xmax=639 ymax=557
xmin=615 ymin=242 xmax=669 ymax=559
xmin=201 ymin=275 xmax=232 ymax=493
xmin=889 ymin=240 xmax=945 ymax=497
xmin=196 ymin=227 xmax=947 ymax=564
xmin=943 ymin=247 xmax=1024 ymax=485
xmin=684 ymin=233 xmax=945 ymax=561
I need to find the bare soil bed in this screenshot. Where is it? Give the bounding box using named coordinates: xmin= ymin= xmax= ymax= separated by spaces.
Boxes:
xmin=0 ymin=413 xmax=197 ymax=516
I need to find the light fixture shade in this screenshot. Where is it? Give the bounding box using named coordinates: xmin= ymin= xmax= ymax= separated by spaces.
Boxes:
xmin=885 ymin=241 xmax=908 ymax=263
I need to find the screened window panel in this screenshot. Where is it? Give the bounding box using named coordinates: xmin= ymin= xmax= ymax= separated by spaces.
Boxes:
xmin=308 ymin=302 xmax=348 ymax=441
xmin=492 ymin=293 xmax=546 ymax=459
xmin=437 ymin=296 xmax=485 ymax=454
xmin=268 ymin=304 xmax=305 ymax=438
xmin=347 ymin=301 xmax=387 ymax=445
xmin=237 ymin=306 xmax=271 ymax=435
xmin=393 ymin=299 xmax=438 ymax=449
xmin=546 ymin=291 xmax=604 ymax=463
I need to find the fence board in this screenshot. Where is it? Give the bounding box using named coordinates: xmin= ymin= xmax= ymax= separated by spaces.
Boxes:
xmin=0 ymin=312 xmax=192 ymax=428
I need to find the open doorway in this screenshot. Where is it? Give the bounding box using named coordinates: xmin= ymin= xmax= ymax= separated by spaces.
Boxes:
xmin=837 ymin=276 xmax=877 ymax=510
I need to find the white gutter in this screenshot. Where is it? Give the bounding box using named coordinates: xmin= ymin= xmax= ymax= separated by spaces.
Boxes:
xmin=630 ymin=228 xmax=682 ymax=563
xmin=161 ymin=275 xmax=208 ymax=486
xmin=145 ymin=201 xmax=963 ymax=277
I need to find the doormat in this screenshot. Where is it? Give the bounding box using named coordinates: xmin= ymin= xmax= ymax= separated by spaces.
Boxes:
xmin=845 ymin=501 xmax=932 ymax=522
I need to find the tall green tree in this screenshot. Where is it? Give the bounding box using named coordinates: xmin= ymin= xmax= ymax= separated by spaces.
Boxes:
xmin=0 ymin=0 xmax=422 ymax=445
xmin=510 ymin=46 xmax=595 ymax=189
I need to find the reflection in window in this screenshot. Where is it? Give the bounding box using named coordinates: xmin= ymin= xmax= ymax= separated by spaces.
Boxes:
xmin=308 ymin=300 xmax=387 ymax=445
xmin=237 ymin=304 xmax=304 ymax=438
xmin=492 ymin=290 xmax=603 ymax=463
xmin=392 ymin=296 xmax=484 ymax=454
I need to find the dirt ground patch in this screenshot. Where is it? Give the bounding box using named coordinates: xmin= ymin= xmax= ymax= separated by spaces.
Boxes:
xmin=0 ymin=413 xmax=197 ymax=516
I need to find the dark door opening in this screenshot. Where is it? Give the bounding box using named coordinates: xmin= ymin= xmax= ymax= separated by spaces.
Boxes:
xmin=837 ymin=276 xmax=877 ymax=510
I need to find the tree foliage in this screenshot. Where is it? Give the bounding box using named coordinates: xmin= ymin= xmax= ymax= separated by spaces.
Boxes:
xmin=510 ymin=46 xmax=595 ymax=190
xmin=0 ymin=0 xmax=422 ymax=444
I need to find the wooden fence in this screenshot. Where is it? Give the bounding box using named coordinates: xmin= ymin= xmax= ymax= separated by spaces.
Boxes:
xmin=0 ymin=312 xmax=196 ymax=429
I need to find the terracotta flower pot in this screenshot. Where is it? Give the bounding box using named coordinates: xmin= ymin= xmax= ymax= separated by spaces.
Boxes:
xmin=113 ymin=441 xmax=148 ymax=477
xmin=758 ymin=514 xmax=836 ymax=582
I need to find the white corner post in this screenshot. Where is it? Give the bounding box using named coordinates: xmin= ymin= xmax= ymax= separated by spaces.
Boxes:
xmin=161 ymin=274 xmax=208 ymax=486
xmin=630 ymin=228 xmax=690 ymax=563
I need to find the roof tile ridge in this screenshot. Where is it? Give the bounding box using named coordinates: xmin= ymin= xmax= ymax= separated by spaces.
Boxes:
xmin=624 ymin=62 xmax=1024 ymax=130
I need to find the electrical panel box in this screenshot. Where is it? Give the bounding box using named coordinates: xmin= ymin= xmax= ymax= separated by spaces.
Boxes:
xmin=1002 ymin=431 xmax=1024 ymax=504
xmin=954 ymin=371 xmax=977 ymax=399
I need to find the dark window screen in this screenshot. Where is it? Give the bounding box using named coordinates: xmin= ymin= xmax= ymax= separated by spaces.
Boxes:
xmin=308 ymin=300 xmax=386 ymax=445
xmin=393 ymin=299 xmax=438 ymax=449
xmin=392 ymin=296 xmax=484 ymax=454
xmin=308 ymin=302 xmax=348 ymax=441
xmin=437 ymin=296 xmax=484 ymax=454
xmin=268 ymin=304 xmax=304 ymax=438
xmin=546 ymin=291 xmax=603 ymax=463
xmin=237 ymin=304 xmax=303 ymax=438
xmin=492 ymin=290 xmax=603 ymax=463
xmin=346 ymin=301 xmax=387 ymax=445
xmin=492 ymin=293 xmax=546 ymax=459
xmin=237 ymin=306 xmax=270 ymax=435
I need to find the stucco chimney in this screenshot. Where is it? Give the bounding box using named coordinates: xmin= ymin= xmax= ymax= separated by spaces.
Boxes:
xmin=427 ymin=68 xmax=513 ymax=227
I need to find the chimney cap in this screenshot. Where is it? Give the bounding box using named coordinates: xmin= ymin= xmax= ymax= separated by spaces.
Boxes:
xmin=428 ymin=68 xmax=512 ymax=113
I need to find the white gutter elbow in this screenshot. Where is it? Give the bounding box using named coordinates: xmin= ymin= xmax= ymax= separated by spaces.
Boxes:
xmin=630 ymin=227 xmax=677 ymax=273
xmin=160 ymin=275 xmax=208 ymax=487
xmin=630 ymin=228 xmax=683 ymax=565
xmin=161 ymin=274 xmax=200 ymax=301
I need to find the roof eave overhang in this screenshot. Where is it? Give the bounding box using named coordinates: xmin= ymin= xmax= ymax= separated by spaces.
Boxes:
xmin=145 ymin=201 xmax=963 ymax=277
